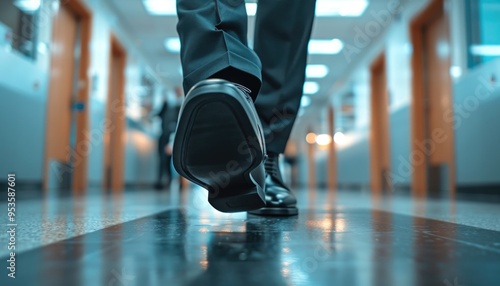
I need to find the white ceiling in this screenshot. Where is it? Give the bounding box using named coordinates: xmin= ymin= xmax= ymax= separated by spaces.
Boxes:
xmin=106 ymin=0 xmax=403 ymax=101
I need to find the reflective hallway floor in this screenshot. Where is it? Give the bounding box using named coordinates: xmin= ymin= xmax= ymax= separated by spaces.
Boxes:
xmin=1 ymin=186 xmax=500 ymax=286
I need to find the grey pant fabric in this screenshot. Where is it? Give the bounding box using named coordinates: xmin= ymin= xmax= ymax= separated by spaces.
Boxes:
xmin=177 ymin=0 xmax=316 ymax=154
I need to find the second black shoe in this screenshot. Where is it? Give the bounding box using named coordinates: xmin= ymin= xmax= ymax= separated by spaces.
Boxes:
xmin=248 ymin=153 xmax=298 ymax=216
xmin=172 ymin=79 xmax=267 ymax=213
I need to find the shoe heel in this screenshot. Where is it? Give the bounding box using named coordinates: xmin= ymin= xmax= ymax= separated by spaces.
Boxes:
xmin=206 ymin=159 xmax=266 ymax=212
xmin=208 ymin=183 xmax=265 ymax=212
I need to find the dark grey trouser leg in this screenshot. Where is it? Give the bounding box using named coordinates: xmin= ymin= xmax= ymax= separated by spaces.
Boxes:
xmin=176 ymin=0 xmax=262 ymax=99
xmin=253 ymin=0 xmax=317 ymax=154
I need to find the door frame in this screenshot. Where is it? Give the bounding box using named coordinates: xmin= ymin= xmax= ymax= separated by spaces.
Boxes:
xmin=43 ymin=0 xmax=92 ymax=193
xmin=370 ymin=52 xmax=391 ymax=193
xmin=307 ymin=127 xmax=316 ymax=191
xmin=327 ymin=106 xmax=337 ymax=191
xmin=103 ymin=34 xmax=127 ymax=191
xmin=410 ymin=0 xmax=455 ymax=196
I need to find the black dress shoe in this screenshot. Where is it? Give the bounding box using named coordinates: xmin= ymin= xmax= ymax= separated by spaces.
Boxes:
xmin=248 ymin=153 xmax=298 ymax=216
xmin=172 ymin=79 xmax=267 ymax=213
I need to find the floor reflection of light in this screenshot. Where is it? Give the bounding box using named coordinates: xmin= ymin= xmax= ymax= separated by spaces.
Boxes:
xmin=199 ymin=245 xmax=208 ymax=270
xmin=286 ymin=259 xmax=309 ymax=284
xmin=282 ymin=247 xmax=290 ymax=253
xmin=199 ymin=227 xmax=209 ymax=233
xmin=320 ymin=218 xmax=332 ymax=230
xmin=306 ymin=217 xmax=335 ymax=231
xmin=334 ymin=218 xmax=346 ymax=232
xmin=199 ymin=260 xmax=208 ymax=270
xmin=281 ymin=255 xmax=302 ymax=283
xmin=281 ymin=267 xmax=290 ymax=277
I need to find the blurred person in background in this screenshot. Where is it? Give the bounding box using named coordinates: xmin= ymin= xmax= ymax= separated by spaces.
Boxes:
xmin=155 ymin=90 xmax=182 ymax=190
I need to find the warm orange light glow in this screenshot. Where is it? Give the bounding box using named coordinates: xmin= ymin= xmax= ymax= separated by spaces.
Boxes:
xmin=306 ymin=132 xmax=317 ymax=144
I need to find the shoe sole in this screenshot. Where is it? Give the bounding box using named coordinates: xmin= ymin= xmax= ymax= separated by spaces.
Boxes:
xmin=248 ymin=206 xmax=298 ymax=216
xmin=173 ymin=79 xmax=266 ymax=213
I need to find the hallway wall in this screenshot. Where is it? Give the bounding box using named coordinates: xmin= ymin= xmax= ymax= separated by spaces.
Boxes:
xmin=0 ymin=0 xmax=165 ymax=188
xmin=328 ymin=0 xmax=500 ymax=192
xmin=454 ymin=59 xmax=500 ymax=186
xmin=0 ymin=73 xmax=47 ymax=181
xmin=0 ymin=0 xmax=52 ymax=182
xmin=83 ymin=0 xmax=159 ymax=186
xmin=328 ymin=0 xmax=431 ymax=190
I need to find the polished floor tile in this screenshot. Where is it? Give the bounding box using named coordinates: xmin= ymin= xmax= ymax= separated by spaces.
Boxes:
xmin=1 ymin=187 xmax=500 ymax=286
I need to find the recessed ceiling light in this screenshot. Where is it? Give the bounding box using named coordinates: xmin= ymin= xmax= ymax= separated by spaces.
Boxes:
xmin=303 ymin=82 xmax=320 ymax=95
xmin=470 ymin=45 xmax=500 ymax=56
xmin=308 ymin=39 xmax=344 ymax=55
xmin=316 ymin=0 xmax=369 ymax=17
xmin=14 ymin=0 xmax=41 ymax=13
xmin=306 ymin=65 xmax=329 ymax=78
xmin=164 ymin=38 xmax=181 ymax=53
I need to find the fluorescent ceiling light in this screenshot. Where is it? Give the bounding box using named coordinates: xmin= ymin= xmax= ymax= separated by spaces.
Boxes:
xmin=316 ymin=0 xmax=369 ymax=17
xmin=164 ymin=38 xmax=181 ymax=53
xmin=306 ymin=65 xmax=329 ymax=78
xmin=14 ymin=0 xmax=41 ymax=13
xmin=144 ymin=0 xmax=257 ymax=16
xmin=470 ymin=45 xmax=500 ymax=56
xmin=246 ymin=3 xmax=257 ymax=16
xmin=301 ymin=96 xmax=312 ymax=107
xmin=303 ymin=82 xmax=320 ymax=95
xmin=143 ymin=0 xmax=367 ymax=17
xmin=308 ymin=39 xmax=344 ymax=55
xmin=143 ymin=0 xmax=176 ymax=15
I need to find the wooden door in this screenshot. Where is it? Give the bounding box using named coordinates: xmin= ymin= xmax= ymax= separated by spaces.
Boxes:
xmin=307 ymin=128 xmax=316 ymax=191
xmin=44 ymin=5 xmax=78 ymax=190
xmin=370 ymin=54 xmax=391 ymax=193
xmin=423 ymin=10 xmax=455 ymax=194
xmin=327 ymin=106 xmax=337 ymax=191
xmin=103 ymin=36 xmax=126 ymax=191
xmin=411 ymin=0 xmax=455 ymax=196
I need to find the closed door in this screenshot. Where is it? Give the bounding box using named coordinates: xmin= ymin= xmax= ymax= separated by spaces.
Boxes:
xmin=422 ymin=9 xmax=455 ymax=194
xmin=103 ymin=37 xmax=126 ymax=191
xmin=44 ymin=5 xmax=79 ymax=190
xmin=327 ymin=106 xmax=337 ymax=191
xmin=370 ymin=54 xmax=391 ymax=193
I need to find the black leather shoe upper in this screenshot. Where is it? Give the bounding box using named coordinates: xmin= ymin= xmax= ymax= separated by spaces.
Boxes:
xmin=172 ymin=79 xmax=267 ymax=212
xmin=262 ymin=154 xmax=297 ymax=208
